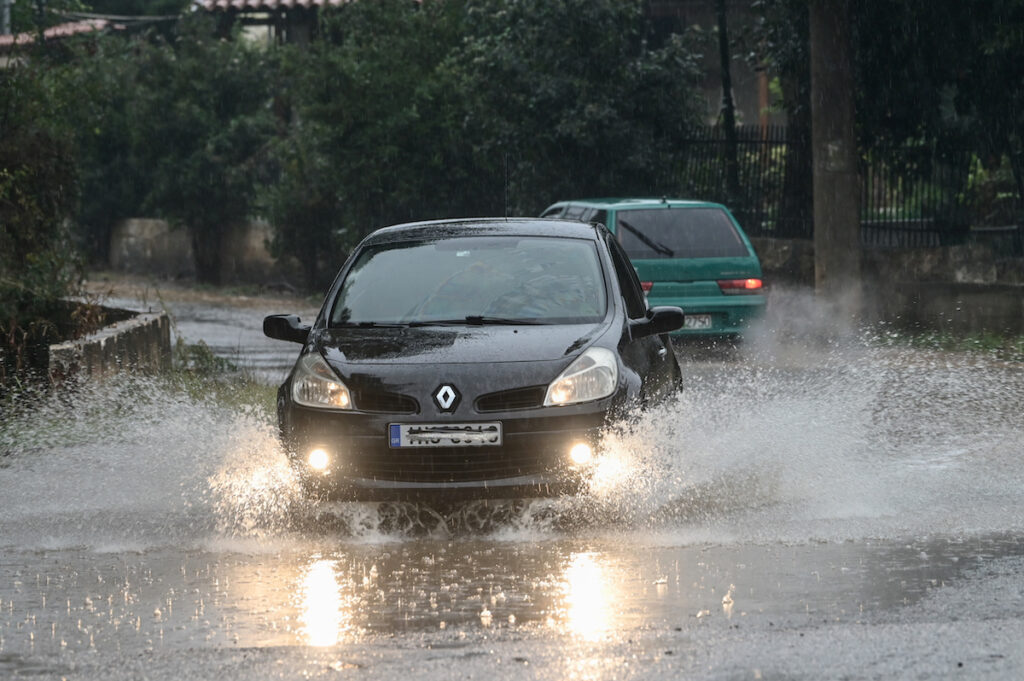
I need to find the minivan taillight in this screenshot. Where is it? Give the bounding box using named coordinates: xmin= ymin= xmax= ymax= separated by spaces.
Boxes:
xmin=717 ymin=278 xmax=763 ymax=294
xmin=640 ymin=281 xmax=653 ymax=296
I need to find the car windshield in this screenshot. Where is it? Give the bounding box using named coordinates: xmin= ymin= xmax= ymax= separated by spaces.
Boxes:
xmin=616 ymin=207 xmax=750 ymax=259
xmin=330 ymin=235 xmax=607 ymax=326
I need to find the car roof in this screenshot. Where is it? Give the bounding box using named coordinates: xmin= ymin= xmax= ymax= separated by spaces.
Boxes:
xmin=362 ymin=217 xmax=604 ymax=245
xmin=547 ymin=198 xmax=727 ymax=210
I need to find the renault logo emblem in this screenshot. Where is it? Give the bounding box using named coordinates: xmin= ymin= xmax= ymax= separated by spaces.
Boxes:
xmin=433 ymin=384 xmax=460 ymax=412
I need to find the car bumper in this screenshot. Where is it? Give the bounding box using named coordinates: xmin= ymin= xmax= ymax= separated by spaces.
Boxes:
xmin=283 ymin=403 xmax=609 ymax=501
xmin=649 ymin=294 xmax=766 ymax=336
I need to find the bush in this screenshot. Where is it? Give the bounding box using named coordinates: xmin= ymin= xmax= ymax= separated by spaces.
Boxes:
xmin=45 ymin=18 xmax=278 ymax=283
xmin=264 ymin=0 xmax=705 ymax=286
xmin=11 ymin=2 xmax=707 ymax=294
xmin=0 ymin=66 xmax=82 ymax=386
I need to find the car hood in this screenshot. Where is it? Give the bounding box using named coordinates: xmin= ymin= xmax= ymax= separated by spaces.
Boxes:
xmin=317 ymin=323 xmax=606 ymax=366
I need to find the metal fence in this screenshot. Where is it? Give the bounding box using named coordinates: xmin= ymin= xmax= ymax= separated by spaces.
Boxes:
xmin=676 ymin=126 xmax=1023 ymax=253
xmin=677 ymin=125 xmax=805 ymax=238
xmin=860 ymin=143 xmax=973 ymax=248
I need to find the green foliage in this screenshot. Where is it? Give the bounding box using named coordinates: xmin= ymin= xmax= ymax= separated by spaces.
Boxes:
xmin=46 ymin=35 xmax=149 ymax=262
xmin=46 ymin=18 xmax=277 ymax=281
xmin=8 ymin=0 xmax=89 ymax=36
xmin=755 ymin=0 xmax=1024 ymax=176
xmin=263 ymin=0 xmax=479 ymax=288
xmin=172 ymin=337 xmax=236 ymax=375
xmin=135 ymin=17 xmax=278 ymax=284
xmin=450 ymin=0 xmax=703 ymax=214
xmin=11 ymin=2 xmax=707 ymax=293
xmin=0 ymin=66 xmax=82 ymax=383
xmin=87 ymin=0 xmax=190 ymax=16
xmin=750 ymin=0 xmax=1024 ymax=235
xmin=964 ymin=155 xmax=1021 ymax=226
xmin=264 ymin=0 xmax=704 ymax=286
xmin=168 ymin=338 xmax=276 ymax=418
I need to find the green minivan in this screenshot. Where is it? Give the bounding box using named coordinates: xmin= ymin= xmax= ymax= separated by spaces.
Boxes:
xmin=541 ymin=198 xmax=765 ymax=337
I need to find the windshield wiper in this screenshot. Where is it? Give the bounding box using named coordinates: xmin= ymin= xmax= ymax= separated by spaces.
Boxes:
xmin=618 ymin=219 xmax=675 ymax=257
xmin=406 ymin=316 xmax=545 ymax=327
xmin=333 ymin=321 xmax=408 ymax=328
xmin=465 ymin=315 xmax=545 ymax=325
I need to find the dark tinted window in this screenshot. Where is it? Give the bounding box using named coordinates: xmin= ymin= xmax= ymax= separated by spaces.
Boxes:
xmin=616 ymin=208 xmax=749 ymax=259
xmin=563 ymin=205 xmax=589 ymax=220
xmin=605 ymin=236 xmax=647 ymax=319
xmin=331 ymin=236 xmax=607 ymax=325
xmin=591 ymin=210 xmax=607 ymax=228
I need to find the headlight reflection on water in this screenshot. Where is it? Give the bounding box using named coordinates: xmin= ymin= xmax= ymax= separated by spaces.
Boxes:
xmin=561 ymin=553 xmax=618 ymax=641
xmin=298 ymin=558 xmax=354 ymax=647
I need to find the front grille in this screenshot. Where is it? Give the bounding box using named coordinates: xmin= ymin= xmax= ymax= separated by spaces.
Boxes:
xmin=345 ymin=445 xmax=555 ymax=482
xmin=475 ymin=386 xmax=546 ymax=412
xmin=354 ymin=390 xmax=418 ymax=414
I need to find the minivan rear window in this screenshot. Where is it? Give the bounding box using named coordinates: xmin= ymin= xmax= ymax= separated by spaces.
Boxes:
xmin=616 ymin=208 xmax=749 ymax=259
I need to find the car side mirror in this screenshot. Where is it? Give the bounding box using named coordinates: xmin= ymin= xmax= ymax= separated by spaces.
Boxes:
xmin=263 ymin=314 xmax=311 ymax=344
xmin=629 ymin=306 xmax=685 ymax=340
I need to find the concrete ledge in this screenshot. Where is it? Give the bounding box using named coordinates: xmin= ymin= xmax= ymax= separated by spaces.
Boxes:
xmin=878 ymin=282 xmax=1024 ymax=335
xmin=48 ymin=308 xmax=172 ymax=382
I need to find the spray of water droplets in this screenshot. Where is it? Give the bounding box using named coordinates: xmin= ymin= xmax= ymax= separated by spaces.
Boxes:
xmin=2 ymin=332 xmax=1022 ymax=549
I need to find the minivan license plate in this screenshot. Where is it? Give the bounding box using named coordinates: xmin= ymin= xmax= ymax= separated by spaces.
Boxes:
xmin=389 ymin=423 xmax=502 ymax=448
xmin=684 ymin=314 xmax=712 ymax=329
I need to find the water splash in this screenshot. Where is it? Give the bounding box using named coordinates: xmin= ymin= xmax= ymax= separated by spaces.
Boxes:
xmin=1 ymin=337 xmax=1022 ymax=549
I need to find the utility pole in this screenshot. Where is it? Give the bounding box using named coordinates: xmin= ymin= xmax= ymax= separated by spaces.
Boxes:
xmin=809 ymin=0 xmax=861 ymax=319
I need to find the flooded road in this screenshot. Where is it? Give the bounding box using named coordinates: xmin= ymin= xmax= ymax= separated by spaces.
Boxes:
xmin=2 ymin=285 xmax=1023 ymax=679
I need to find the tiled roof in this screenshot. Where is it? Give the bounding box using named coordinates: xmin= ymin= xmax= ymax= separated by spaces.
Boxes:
xmin=0 ymin=19 xmax=118 ymax=47
xmin=197 ymin=0 xmax=353 ymax=10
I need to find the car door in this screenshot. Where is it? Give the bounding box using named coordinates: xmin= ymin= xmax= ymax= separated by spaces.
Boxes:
xmin=604 ymin=233 xmax=678 ymax=401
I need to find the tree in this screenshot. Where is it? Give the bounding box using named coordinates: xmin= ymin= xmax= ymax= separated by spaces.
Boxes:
xmin=809 ymin=0 xmax=860 ymax=309
xmin=715 ymin=0 xmax=741 ymax=209
xmin=263 ymin=0 xmax=471 ymax=287
xmin=0 ymin=65 xmax=81 ymax=382
xmin=47 ymin=35 xmax=149 ymax=264
xmin=134 ymin=18 xmax=277 ymax=284
xmin=263 ymin=0 xmax=706 ymax=287
xmin=448 ymin=0 xmax=704 ymax=214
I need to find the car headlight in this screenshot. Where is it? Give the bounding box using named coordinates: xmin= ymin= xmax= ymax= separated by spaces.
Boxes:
xmin=292 ymin=353 xmax=352 ymax=409
xmin=544 ymin=347 xmax=618 ymax=406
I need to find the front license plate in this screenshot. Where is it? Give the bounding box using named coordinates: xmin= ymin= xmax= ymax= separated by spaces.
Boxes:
xmin=684 ymin=314 xmax=712 ymax=329
xmin=389 ymin=423 xmax=503 ymax=448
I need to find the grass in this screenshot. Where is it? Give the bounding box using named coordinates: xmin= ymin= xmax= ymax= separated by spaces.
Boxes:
xmin=167 ymin=338 xmax=278 ymax=418
xmin=0 ymin=339 xmax=278 ymax=449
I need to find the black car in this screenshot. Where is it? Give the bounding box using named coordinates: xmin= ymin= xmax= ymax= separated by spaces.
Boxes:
xmin=264 ymin=218 xmax=684 ymax=500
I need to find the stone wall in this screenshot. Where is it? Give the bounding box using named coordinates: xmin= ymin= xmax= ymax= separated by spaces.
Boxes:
xmin=109 ymin=218 xmax=297 ymax=285
xmin=751 ymin=237 xmax=1024 ymax=333
xmin=48 ymin=308 xmax=171 ymax=382
xmin=110 ymin=218 xmax=195 ymax=278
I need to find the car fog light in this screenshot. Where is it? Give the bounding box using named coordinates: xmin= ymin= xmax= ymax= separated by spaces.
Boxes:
xmin=308 ymin=448 xmax=330 ymax=472
xmin=569 ymin=442 xmax=594 ymax=466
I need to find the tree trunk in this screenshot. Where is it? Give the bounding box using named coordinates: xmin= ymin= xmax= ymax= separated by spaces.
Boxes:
xmin=191 ymin=227 xmax=224 ymax=286
xmin=716 ymin=0 xmax=741 ymax=210
xmin=809 ymin=0 xmax=861 ymax=317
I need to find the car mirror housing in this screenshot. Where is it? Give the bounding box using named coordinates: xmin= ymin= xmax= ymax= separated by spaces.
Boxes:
xmin=629 ymin=306 xmax=685 ymax=340
xmin=264 ymin=314 xmax=311 ymax=344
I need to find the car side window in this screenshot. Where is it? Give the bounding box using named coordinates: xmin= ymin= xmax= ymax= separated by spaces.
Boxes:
xmin=590 ymin=210 xmax=607 ymax=228
xmin=541 ymin=205 xmax=565 ymax=218
xmin=563 ymin=205 xmax=588 ymax=221
xmin=605 ymin=235 xmax=648 ymax=319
